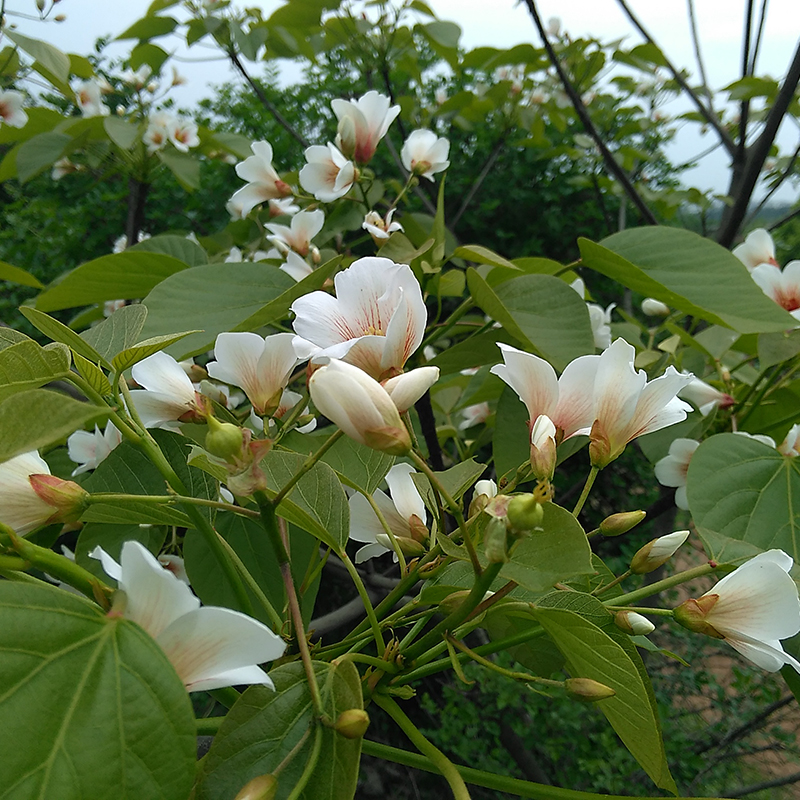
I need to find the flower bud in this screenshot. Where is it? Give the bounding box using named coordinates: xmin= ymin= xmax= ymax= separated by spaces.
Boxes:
xmin=506 ymin=494 xmax=544 ymax=532
xmin=630 ymin=530 xmax=689 ymax=574
xmin=483 ymin=516 xmax=509 ymax=563
xmin=36 ymin=0 xmax=46 ymax=11
xmin=565 ymin=678 xmax=616 ymax=702
xmin=599 ymin=510 xmax=646 ymax=537
xmin=205 ymin=416 xmax=245 ymax=462
xmin=529 ymin=415 xmax=556 ymax=481
xmin=334 ymin=708 xmax=370 ymax=739
xmin=672 ymin=595 xmax=724 ymax=639
xmin=28 ymin=474 xmax=89 ymax=523
xmin=54 ymin=12 xmax=65 ymax=21
xmin=614 ymin=610 xmax=655 ymax=636
xmin=408 ymin=513 xmax=429 ymax=543
xmin=234 ymin=774 xmax=278 ymax=800
xmin=336 ymin=115 xmax=357 ymax=160
xmin=641 ymin=298 xmax=670 ymax=316
xmin=376 ymin=533 xmax=425 ymax=558
xmin=146 ymin=81 xmax=158 ymax=93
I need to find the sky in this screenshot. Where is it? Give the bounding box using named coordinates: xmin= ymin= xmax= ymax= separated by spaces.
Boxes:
xmin=13 ymin=0 xmax=800 ymax=204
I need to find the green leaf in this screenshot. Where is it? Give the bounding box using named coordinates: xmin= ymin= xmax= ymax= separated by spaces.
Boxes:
xmin=0 ymin=389 xmax=109 ymax=463
xmin=0 ymin=259 xmax=44 ymax=288
xmin=16 ymin=131 xmax=71 ymax=182
xmin=130 ymin=234 xmax=208 ymax=266
xmin=69 ymin=54 xmax=95 ymax=79
xmin=492 ymin=386 xmax=529 ymax=480
xmin=687 ymin=432 xmax=800 ymax=564
xmin=0 ymin=340 xmax=71 ymax=401
xmin=453 ymin=244 xmax=517 ymax=269
xmin=81 ymin=304 xmax=149 ymax=363
xmin=0 ymin=329 xmax=30 ymax=350
xmin=19 ymin=306 xmax=108 ymax=366
xmin=103 ymin=117 xmax=142 ymax=150
xmin=758 ymin=330 xmax=800 ymax=368
xmin=35 ymin=252 xmax=191 ymax=312
xmin=196 ymin=661 xmax=363 ymax=800
xmin=260 ymin=450 xmax=349 ymax=553
xmin=157 ymin=149 xmax=200 ymax=191
xmin=430 ymin=329 xmax=518 ymax=376
xmin=117 ymin=15 xmax=178 ymax=40
xmin=129 ymin=42 xmax=170 ymax=73
xmin=139 ymin=262 xmax=295 ymax=358
xmin=112 ymin=330 xmax=201 ymax=372
xmin=583 ymin=228 xmax=796 ymax=333
xmin=0 ymin=582 xmax=195 ymax=800
xmin=5 ymin=30 xmax=70 ymax=82
xmin=421 ymin=20 xmax=461 ymax=48
xmin=532 ymin=604 xmax=677 ymax=793
xmin=411 ymin=459 xmax=487 ymax=513
xmin=73 ymin=352 xmax=113 ymax=396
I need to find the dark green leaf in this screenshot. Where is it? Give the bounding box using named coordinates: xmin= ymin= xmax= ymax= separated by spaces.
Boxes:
xmin=117 ymin=15 xmax=178 ymax=40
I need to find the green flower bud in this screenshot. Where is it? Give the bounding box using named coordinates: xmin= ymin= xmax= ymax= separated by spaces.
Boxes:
xmin=599 ymin=510 xmax=646 ymax=537
xmin=506 ymin=494 xmax=544 ymax=531
xmin=334 ymin=709 xmax=370 ymax=739
xmin=565 ymin=677 xmax=616 ymax=702
xmin=205 ymin=415 xmax=245 ymax=462
xmin=234 ymin=774 xmax=278 ymax=800
xmin=483 ymin=516 xmax=509 ymax=563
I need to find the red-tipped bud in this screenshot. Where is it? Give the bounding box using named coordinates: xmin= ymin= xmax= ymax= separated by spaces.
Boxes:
xmin=28 ymin=474 xmax=89 ymax=523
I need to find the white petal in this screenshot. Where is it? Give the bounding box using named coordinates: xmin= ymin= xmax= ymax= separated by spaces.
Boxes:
xmin=188 ymin=665 xmax=274 ymax=694
xmin=490 ymin=343 xmax=558 ymax=426
xmin=553 ymin=354 xmax=600 ymax=437
xmin=348 ymin=492 xmax=388 ymax=545
xmin=0 ymin=451 xmax=55 ymax=534
xmin=131 ymin=351 xmax=195 ymax=400
xmin=723 ymin=631 xmax=800 ymax=673
xmin=88 ymin=546 xmax=123 ymax=581
xmin=386 ymin=463 xmax=426 ymax=523
xmin=383 ymin=367 xmax=439 ymax=412
xmin=355 ymin=542 xmax=392 ymax=563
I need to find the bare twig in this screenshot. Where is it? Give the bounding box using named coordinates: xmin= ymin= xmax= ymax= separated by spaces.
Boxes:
xmin=744 ymin=140 xmax=800 ymax=225
xmin=615 ymin=0 xmax=737 ymax=156
xmin=686 ymin=0 xmax=714 ymax=110
xmin=726 ymin=769 xmax=800 ymax=797
xmin=451 ymin=136 xmax=506 ymax=228
xmin=522 ymin=0 xmax=658 ymax=225
xmin=738 ymin=0 xmax=755 ymax=165
xmin=768 ymin=205 xmax=800 ymax=232
xmin=749 ymin=0 xmax=770 ymax=75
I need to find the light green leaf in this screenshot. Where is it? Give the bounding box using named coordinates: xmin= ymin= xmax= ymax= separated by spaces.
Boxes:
xmin=103 ymin=117 xmax=141 ymax=150
xmin=139 ymin=262 xmax=295 ymax=358
xmin=687 ymin=432 xmax=800 ymax=564
xmin=0 ymin=259 xmax=44 ymax=288
xmin=260 ymin=450 xmax=349 ymax=553
xmin=0 ymin=340 xmax=71 ymax=401
xmin=411 ymin=458 xmax=487 ymax=512
xmin=35 ymin=252 xmax=191 ymax=312
xmin=117 ymin=15 xmax=178 ymax=40
xmin=758 ymin=330 xmax=800 ymax=368
xmin=112 ymin=330 xmax=201 ymax=372
xmin=129 ymin=42 xmax=170 ymax=73
xmin=0 ymin=389 xmax=109 ymax=463
xmin=421 ymin=20 xmax=461 ymax=49
xmin=130 ymin=234 xmax=208 ymax=266
xmin=81 ymin=304 xmax=149 ymax=363
xmin=73 ymin=352 xmax=113 ymax=397
xmin=69 ymin=54 xmax=95 ymax=78
xmin=429 ymin=329 xmax=518 ymax=376
xmin=0 ymin=582 xmax=195 ymax=800
xmin=0 ymin=329 xmax=30 ymax=350
xmin=20 ymin=306 xmax=108 ymax=366
xmin=157 ymin=149 xmax=200 ymax=191
xmin=196 ymin=661 xmax=363 ymax=800
xmin=16 ymin=131 xmax=71 ymax=182
xmin=5 ymin=30 xmax=70 ymax=82
xmin=583 ymin=228 xmax=796 ymax=333
xmin=453 ymin=244 xmax=517 ymax=269
xmin=532 ymin=604 xmax=677 ymax=793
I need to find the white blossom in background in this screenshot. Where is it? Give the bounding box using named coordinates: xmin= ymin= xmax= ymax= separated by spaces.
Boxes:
xmin=459 ymin=402 xmax=491 ymax=430
xmin=331 ymin=90 xmax=400 ymax=164
xmin=280 ymin=251 xmax=314 ymax=282
xmin=751 ymin=261 xmax=800 ymax=320
xmin=641 ymin=298 xmax=670 ymax=316
xmin=143 ymin=111 xmax=173 ymax=153
xmin=675 ymin=550 xmax=800 ymax=673
xmin=103 ymin=299 xmax=127 ymax=317
xmin=733 ymin=228 xmax=779 ymax=271
xmin=349 ymin=464 xmax=427 ymax=563
xmin=679 ymin=377 xmax=734 ymax=416
xmin=363 ymin=209 xmax=403 ymax=244
xmin=587 ymin=303 xmax=614 ymax=350
xmin=654 ymin=438 xmax=700 ymax=510
xmin=0 ymin=90 xmax=28 ymax=128
xmin=401 ymin=129 xmax=450 ymax=180
xmin=266 ymin=209 xmax=324 ymax=257
xmin=170 ymin=66 xmax=187 ymax=87
xmin=75 ymin=80 xmax=109 ymax=117
xmin=167 ymin=117 xmax=200 ymax=152
xmin=292 ymin=257 xmax=427 ymax=379
xmin=268 ymin=197 xmax=300 ymax=217
xmin=112 ymin=231 xmax=150 ymax=253
xmin=51 ymin=158 xmax=80 ymax=180
xmin=230 ymin=141 xmax=292 ymax=218
xmin=92 ymin=541 xmax=285 ymax=691
xmin=270 ymin=389 xmax=316 ymax=434
xmin=121 ymin=65 xmax=152 ymax=88
xmin=734 ymin=431 xmax=777 ymax=447
xmin=299 ymin=143 xmax=356 ymax=202
xmin=778 ymin=424 xmax=800 ymax=457
xmin=67 ymin=422 xmax=123 ymax=476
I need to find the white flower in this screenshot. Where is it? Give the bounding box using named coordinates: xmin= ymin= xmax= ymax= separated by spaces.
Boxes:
xmin=734 ymin=430 xmax=777 ymax=447
xmin=641 ymin=298 xmax=670 ymax=316
xmin=51 ymin=158 xmax=79 ymax=180
xmin=269 ymin=197 xmax=300 ymax=217
xmin=266 ymin=209 xmax=324 ymax=257
xmin=459 ymin=402 xmax=491 ymax=430
xmin=67 ymin=421 xmax=123 ymax=476
xmin=675 ymin=550 xmax=800 ymax=673
xmin=654 ymin=438 xmax=700 ymax=510
xmin=168 ymin=116 xmax=200 ymax=152
xmin=291 ymin=256 xmax=427 ymax=380
xmin=679 ymin=377 xmax=734 ymax=416
xmin=587 ymin=303 xmax=614 ymax=350
xmin=778 ymin=424 xmax=800 ymax=457
xmin=0 ymin=451 xmax=61 ymax=534
xmin=349 ymin=464 xmax=426 ymax=563
xmin=363 ymin=209 xmax=403 ymax=243
xmin=280 ymin=251 xmax=314 ymax=282
xmin=474 ymin=479 xmax=497 ymax=500
xmin=299 ymin=143 xmax=356 ymax=202
xmin=92 ymin=541 xmax=285 ymax=691
xmin=382 ymin=366 xmax=440 ymax=413
xmin=331 ymin=90 xmax=400 ymax=164
xmin=206 ymin=332 xmax=304 ymax=417
xmin=121 ymin=65 xmax=152 ymax=88
xmin=400 ymin=129 xmax=450 ymax=180
xmin=230 ymin=141 xmax=292 ymax=218
xmin=112 ymin=231 xmax=149 ymax=253
xmin=129 ymin=351 xmax=207 ymax=428
xmin=308 ymin=359 xmax=410 ymax=455
xmin=751 ymin=261 xmax=800 ymax=320
xmin=0 ymin=90 xmax=28 ymax=128
xmin=75 ymin=80 xmax=109 ymax=118
xmin=733 ymin=229 xmax=779 ymax=271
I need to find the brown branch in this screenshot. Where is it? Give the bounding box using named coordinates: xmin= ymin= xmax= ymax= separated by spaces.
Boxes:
xmin=738 ymin=0 xmax=755 ymax=166
xmin=522 ymin=0 xmax=658 ymax=225
xmin=615 ymin=0 xmax=737 ymax=157
xmin=744 ymin=140 xmax=800 ymax=225
xmin=726 ymin=769 xmax=800 ymax=797
xmin=686 ymin=0 xmax=714 ymax=110
xmin=125 ymin=177 xmax=149 ymax=248
xmin=414 ymin=390 xmax=445 ymax=471
xmin=717 ymin=40 xmax=800 ymax=247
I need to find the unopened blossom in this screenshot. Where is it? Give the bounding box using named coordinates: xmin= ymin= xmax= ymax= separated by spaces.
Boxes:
xmin=459 ymin=402 xmax=491 ymax=430
xmin=363 ymin=209 xmax=403 ymax=244
xmin=206 ymin=332 xmax=304 ymax=417
xmin=75 ymin=80 xmax=109 ymax=117
xmin=291 ymin=256 xmax=427 ymax=380
xmin=129 ymin=351 xmax=208 ymax=428
xmin=299 ymin=143 xmax=356 ymax=202
xmin=266 ymin=209 xmax=324 ymax=257
xmin=0 ymin=451 xmax=88 ymax=535
xmin=52 ymin=158 xmax=80 ymax=180
xmin=401 ymin=129 xmax=450 ymax=180
xmin=230 ymin=141 xmax=292 ymax=218
xmin=674 ymin=550 xmax=800 ymax=673
xmin=529 ymin=414 xmax=557 ymax=480
xmin=331 ymin=90 xmax=400 ymax=164
xmin=778 ymin=424 xmax=800 ymax=457
xmin=171 ymin=66 xmax=187 ymax=87
xmin=679 ymin=377 xmax=734 ymax=417
xmin=0 ymin=90 xmax=28 ymax=128
xmin=733 ymin=228 xmax=779 ymax=271
xmin=67 ymin=421 xmax=123 ymax=476
xmin=382 ymin=366 xmax=440 ymax=412
xmin=642 ymin=298 xmax=670 ymax=316
xmin=309 ymin=359 xmax=410 ymax=455
xmin=168 ymin=116 xmax=200 ymax=152
xmin=92 ymin=541 xmax=285 ymax=691
xmin=588 ymin=339 xmax=693 ymax=468
xmin=751 ymin=261 xmax=800 ymax=320
xmin=654 ymin=437 xmax=700 ymax=510
xmin=630 ymin=530 xmax=690 ymax=573
xmin=568 ymin=278 xmax=613 ymax=349
xmin=349 ymin=463 xmax=427 ymax=563
xmin=615 ymin=610 xmax=655 ymax=635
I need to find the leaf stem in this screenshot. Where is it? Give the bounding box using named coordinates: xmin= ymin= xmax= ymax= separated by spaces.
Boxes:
xmin=604 ymin=562 xmax=718 ymax=607
xmin=285 ymin=724 xmax=323 ymax=800
xmin=272 ymin=429 xmax=344 ymax=507
xmin=572 ymin=466 xmax=599 ymax=517
xmin=338 ymin=551 xmax=385 ymax=652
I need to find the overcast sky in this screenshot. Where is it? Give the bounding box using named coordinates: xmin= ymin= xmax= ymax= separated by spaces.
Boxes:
xmin=16 ymin=0 xmax=800 ymax=204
